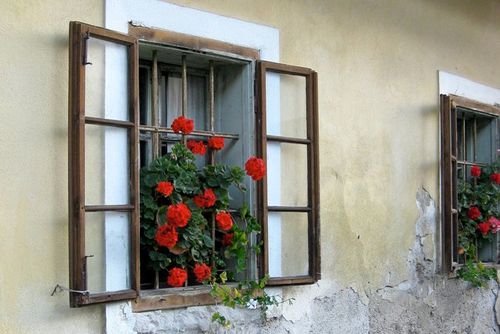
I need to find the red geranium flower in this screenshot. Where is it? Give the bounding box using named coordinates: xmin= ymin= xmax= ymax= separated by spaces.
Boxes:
xmin=489 ymin=217 xmax=500 ymax=233
xmin=193 ymin=263 xmax=211 ymax=283
xmin=193 ymin=188 xmax=216 ymax=208
xmin=187 ymin=140 xmax=207 ymax=155
xmin=467 ymin=206 xmax=481 ymax=221
xmin=221 ymin=233 xmax=234 ymax=247
xmin=216 ymin=211 xmax=233 ymax=231
xmin=155 ymin=224 xmax=178 ymax=249
xmin=471 ymin=165 xmax=481 ymax=177
xmin=156 ymin=181 xmax=174 ymax=197
xmin=208 ymin=136 xmax=224 ymax=150
xmin=478 ymin=221 xmax=490 ymax=236
xmin=490 ymin=173 xmax=500 ymax=185
xmin=167 ymin=267 xmax=188 ymax=287
xmin=245 ymin=156 xmax=266 ymax=181
xmin=167 ymin=203 xmax=191 ymax=228
xmin=171 ymin=116 xmax=194 ymax=134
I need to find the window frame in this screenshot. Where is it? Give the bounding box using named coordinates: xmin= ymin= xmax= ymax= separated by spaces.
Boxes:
xmin=69 ymin=21 xmax=321 ymax=309
xmin=440 ymin=94 xmax=500 ymax=273
xmin=256 ymin=61 xmax=321 ymax=285
xmin=68 ymin=21 xmax=140 ymax=307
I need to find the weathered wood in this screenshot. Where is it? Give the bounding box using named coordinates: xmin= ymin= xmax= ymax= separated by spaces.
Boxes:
xmin=133 ymin=288 xmax=217 ymax=312
xmin=450 ymin=94 xmax=500 ymax=116
xmin=68 ymin=21 xmax=139 ymax=307
xmin=267 ymin=135 xmax=310 ymax=145
xmin=256 ymin=60 xmax=320 ymax=286
xmin=267 ymin=206 xmax=311 ymax=212
xmin=440 ymin=94 xmax=453 ymax=273
xmin=85 ymin=116 xmax=134 ymax=128
xmin=68 ymin=20 xmax=86 ymax=308
xmin=139 ymin=125 xmax=239 ymax=139
xmin=85 ymin=205 xmax=134 ymax=212
xmin=128 ymin=25 xmax=260 ymax=61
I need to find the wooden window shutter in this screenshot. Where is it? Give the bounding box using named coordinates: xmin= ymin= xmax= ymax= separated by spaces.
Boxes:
xmin=256 ymin=60 xmax=320 ymax=285
xmin=440 ymin=94 xmax=457 ymax=273
xmin=68 ymin=21 xmax=139 ymax=306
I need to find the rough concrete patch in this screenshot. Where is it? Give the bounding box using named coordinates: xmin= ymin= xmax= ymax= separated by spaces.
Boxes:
xmin=309 ymin=288 xmax=369 ymax=334
xmin=368 ymin=188 xmax=499 ymax=334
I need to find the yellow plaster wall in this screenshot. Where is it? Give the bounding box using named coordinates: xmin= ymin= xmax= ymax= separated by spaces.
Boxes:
xmin=1 ymin=0 xmax=500 ymax=332
xmin=168 ymin=0 xmax=500 ymax=289
xmin=0 ymin=1 xmax=104 ymax=333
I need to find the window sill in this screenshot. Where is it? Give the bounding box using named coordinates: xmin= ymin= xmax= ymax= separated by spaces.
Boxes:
xmin=132 ymin=285 xmax=218 ymax=312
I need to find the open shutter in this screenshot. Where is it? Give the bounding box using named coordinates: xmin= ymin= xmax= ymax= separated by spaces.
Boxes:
xmin=256 ymin=61 xmax=320 ymax=285
xmin=440 ymin=94 xmax=457 ymax=273
xmin=68 ymin=21 xmax=139 ymax=306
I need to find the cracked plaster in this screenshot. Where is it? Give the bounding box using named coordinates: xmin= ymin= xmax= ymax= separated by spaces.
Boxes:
xmin=105 ymin=188 xmax=500 ymax=333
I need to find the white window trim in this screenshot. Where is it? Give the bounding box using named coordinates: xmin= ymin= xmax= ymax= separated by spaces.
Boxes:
xmin=102 ymin=0 xmax=281 ymax=328
xmin=439 ymin=71 xmax=500 ymax=105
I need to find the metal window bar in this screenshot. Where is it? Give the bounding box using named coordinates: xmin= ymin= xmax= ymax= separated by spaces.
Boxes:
xmin=139 ymin=53 xmax=242 ymax=290
xmin=208 ymin=61 xmax=216 ymax=269
xmin=456 ymin=113 xmax=490 ymax=264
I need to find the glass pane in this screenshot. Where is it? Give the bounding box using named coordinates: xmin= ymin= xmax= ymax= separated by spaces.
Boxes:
xmin=161 ymin=73 xmax=207 ymax=130
xmin=266 ymin=72 xmax=307 ymax=139
xmin=139 ymin=66 xmax=152 ymax=125
xmin=85 ymin=212 xmax=131 ymax=293
xmin=268 ymin=212 xmax=309 ymax=277
xmin=478 ymin=236 xmax=497 ymax=263
xmin=476 ymin=117 xmax=495 ymax=164
xmin=139 ymin=132 xmax=153 ymax=168
xmin=267 ymin=142 xmax=308 ymax=207
xmin=162 ymin=73 xmax=181 ymax=127
xmin=85 ymin=124 xmax=130 ymax=205
xmin=85 ymin=37 xmax=130 ymax=121
xmin=188 ymin=74 xmax=207 ymax=130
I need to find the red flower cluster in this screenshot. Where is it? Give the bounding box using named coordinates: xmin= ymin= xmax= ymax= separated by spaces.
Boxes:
xmin=489 ymin=217 xmax=500 ymax=234
xmin=187 ymin=140 xmax=207 ymax=155
xmin=478 ymin=221 xmax=490 ymax=236
xmin=156 ymin=181 xmax=174 ymax=197
xmin=167 ymin=267 xmax=188 ymax=287
xmin=491 ymin=173 xmax=500 ymax=185
xmin=467 ymin=206 xmax=481 ymax=221
xmin=245 ymin=156 xmax=266 ymax=181
xmin=193 ymin=188 xmax=216 ymax=208
xmin=208 ymin=136 xmax=224 ymax=150
xmin=216 ymin=211 xmax=233 ymax=231
xmin=155 ymin=224 xmax=178 ymax=248
xmin=171 ymin=116 xmax=194 ymax=134
xmin=471 ymin=165 xmax=481 ymax=177
xmin=193 ymin=263 xmax=211 ymax=282
xmin=221 ymin=233 xmax=233 ymax=247
xmin=167 ymin=203 xmax=191 ymax=227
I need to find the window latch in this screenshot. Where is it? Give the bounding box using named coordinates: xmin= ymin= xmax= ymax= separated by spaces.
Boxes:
xmin=51 ymin=284 xmax=89 ymax=297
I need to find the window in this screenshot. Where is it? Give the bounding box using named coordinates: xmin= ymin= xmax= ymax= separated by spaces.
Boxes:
xmin=440 ymin=94 xmax=500 ymax=272
xmin=68 ymin=21 xmax=320 ymax=308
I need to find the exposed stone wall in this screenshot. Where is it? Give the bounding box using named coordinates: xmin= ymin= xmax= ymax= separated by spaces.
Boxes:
xmin=107 ymin=188 xmax=500 ymax=333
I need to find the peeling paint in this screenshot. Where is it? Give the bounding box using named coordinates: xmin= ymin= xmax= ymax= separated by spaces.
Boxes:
xmin=103 ymin=188 xmax=500 ymax=333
